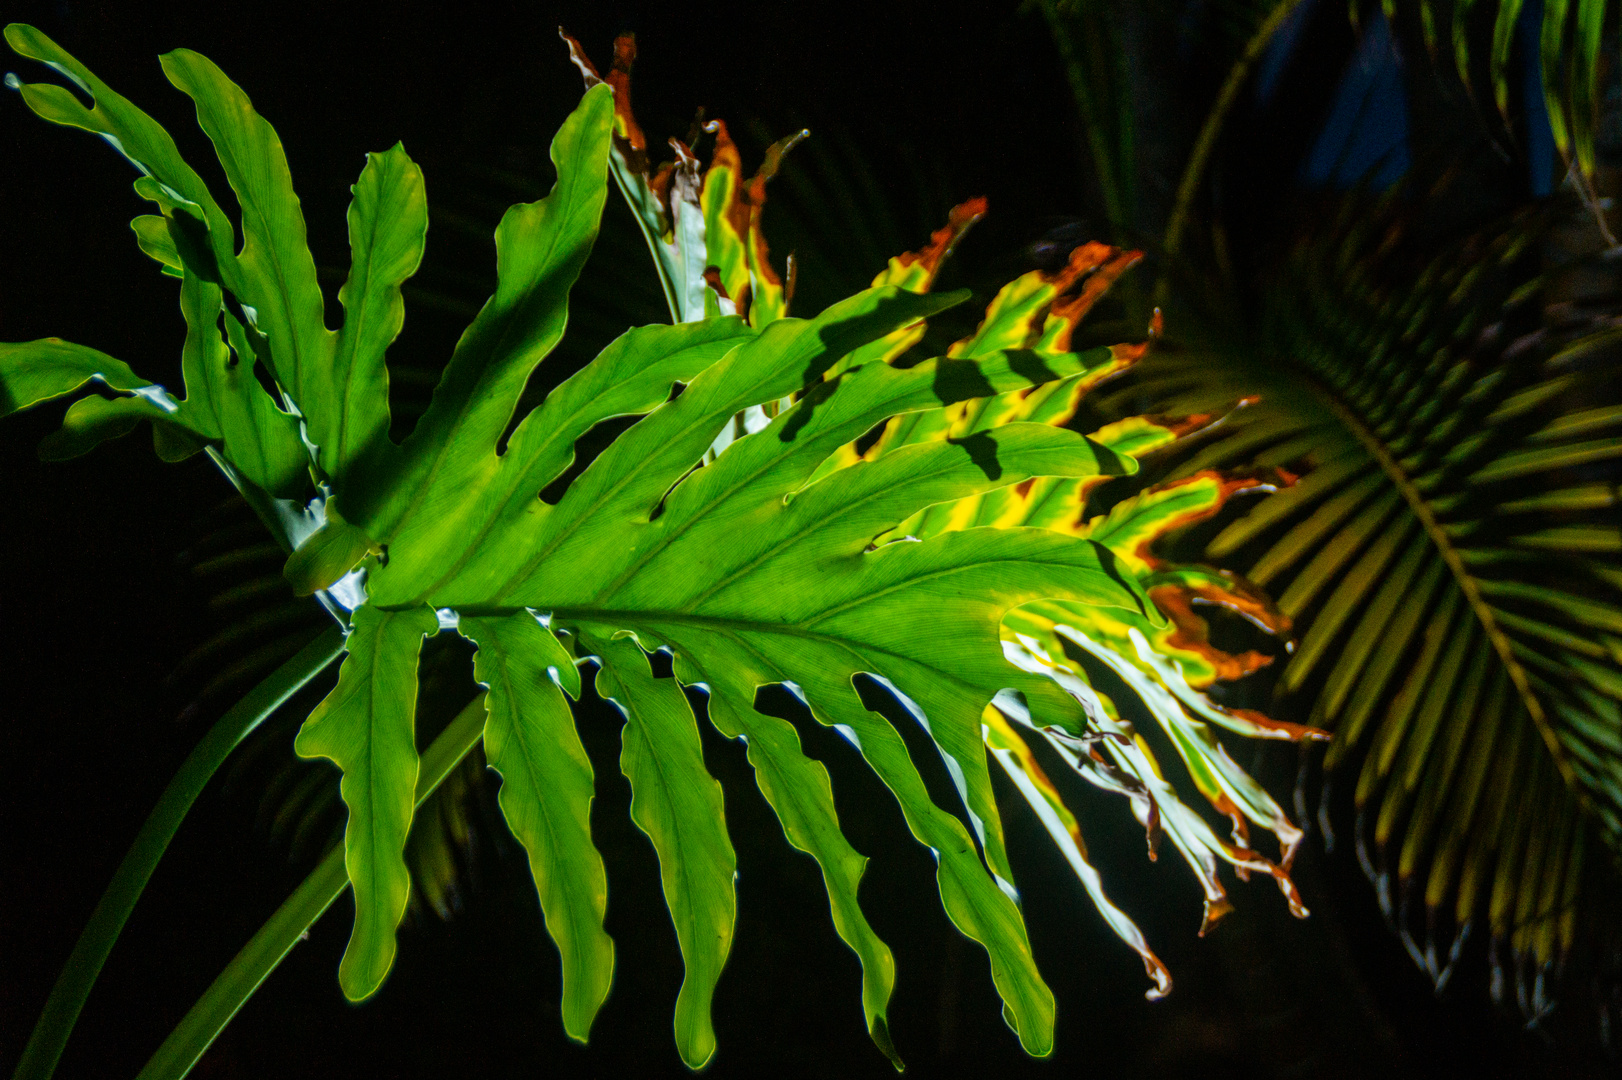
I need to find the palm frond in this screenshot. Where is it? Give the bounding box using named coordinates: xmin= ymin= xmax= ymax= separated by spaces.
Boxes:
xmin=1381 ymin=0 xmax=1618 ymax=185
xmin=1106 ymin=189 xmax=1622 ymax=1015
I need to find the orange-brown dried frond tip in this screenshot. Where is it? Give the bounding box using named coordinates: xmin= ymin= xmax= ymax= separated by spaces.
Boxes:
xmin=703 ymin=119 xmax=753 ymax=244
xmin=1199 ymin=896 xmax=1236 ymax=936
xmin=747 ymin=128 xmax=809 ymax=204
xmin=559 ymin=31 xmax=648 ymax=156
xmin=1049 ymin=247 xmax=1142 ymax=323
xmin=1149 ymin=584 xmax=1281 ymax=684
xmin=897 ymin=195 xmax=988 ymax=278
xmin=702 ymin=267 xmax=732 ymax=302
xmin=606 ymin=34 xmax=648 ymax=152
xmin=558 ymin=28 xmax=603 ymax=86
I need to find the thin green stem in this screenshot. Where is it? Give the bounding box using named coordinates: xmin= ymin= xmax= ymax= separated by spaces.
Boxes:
xmin=10 ymin=627 xmax=345 ymax=1080
xmin=1110 ymin=10 xmax=1136 ymax=228
xmin=1037 ymin=0 xmax=1128 ymax=238
xmin=135 ymin=692 xmax=490 ymax=1080
xmin=1157 ymin=0 xmax=1306 ymax=304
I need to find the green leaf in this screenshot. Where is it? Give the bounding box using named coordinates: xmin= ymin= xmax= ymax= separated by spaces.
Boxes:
xmin=461 ymin=613 xmax=611 ymax=1043
xmin=5 ymin=24 xmax=241 ymax=274
xmin=131 ymin=214 xmax=184 ymax=277
xmin=589 ymin=632 xmax=734 ymax=1070
xmin=807 ymin=679 xmax=1057 ymax=1055
xmin=1573 ymin=0 xmax=1607 ymax=176
xmin=327 ymin=143 xmax=427 ymax=483
xmin=1489 ymin=0 xmax=1527 ymax=117
xmin=344 ymin=83 xmax=616 ymax=541
xmin=158 ymin=48 xmax=337 ymax=454
xmin=36 ymin=394 xmax=164 ymax=461
xmin=5 ymin=30 xmax=1336 ymax=1067
xmin=212 ymin=306 xmax=308 ymax=497
xmin=0 ymin=338 xmax=154 ymax=416
xmin=682 ymin=654 xmax=902 ymax=1067
xmin=292 ymin=604 xmax=439 ymax=1000
xmin=283 ymin=501 xmax=382 ymax=596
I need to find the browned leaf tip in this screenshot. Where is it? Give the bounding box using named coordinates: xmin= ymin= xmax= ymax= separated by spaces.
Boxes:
xmin=747 ymin=129 xmax=807 ymax=292
xmin=895 ymin=196 xmax=989 ymax=280
xmin=748 ymin=127 xmax=810 ymax=205
xmin=648 ymin=160 xmax=675 ymax=222
xmin=558 ymin=30 xmax=648 ymax=167
xmin=558 ymin=28 xmax=602 ymax=85
xmin=1199 ymin=895 xmax=1236 ymax=936
xmin=1046 ymin=246 xmax=1144 ymax=353
xmin=703 ymin=119 xmax=754 ymax=257
xmin=1148 ymin=582 xmax=1283 ymax=684
xmin=1129 ymin=470 xmax=1286 ymax=568
xmin=702 ymin=266 xmax=732 ymax=302
xmin=1145 ymin=797 xmax=1163 ymax=861
xmin=607 ymin=34 xmax=647 ymax=153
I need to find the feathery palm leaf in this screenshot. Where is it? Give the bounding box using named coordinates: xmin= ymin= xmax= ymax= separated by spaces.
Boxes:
xmin=1388 ymin=0 xmax=1617 ymax=181
xmin=1100 ymin=191 xmax=1622 ymax=1016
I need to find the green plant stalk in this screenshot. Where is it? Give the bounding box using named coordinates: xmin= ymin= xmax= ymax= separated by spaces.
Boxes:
xmin=1080 ymin=0 xmax=1138 ymax=228
xmin=1157 ymin=0 xmax=1306 ymax=304
xmin=1110 ymin=9 xmax=1136 ymax=229
xmin=1036 ymin=0 xmax=1128 ymax=238
xmin=135 ymin=691 xmax=490 ymax=1080
xmin=11 ymin=626 xmax=345 ymax=1080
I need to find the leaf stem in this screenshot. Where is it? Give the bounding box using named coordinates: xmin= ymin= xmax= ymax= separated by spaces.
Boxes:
xmin=10 ymin=627 xmax=345 ymax=1080
xmin=1036 ymin=0 xmax=1128 ymax=238
xmin=1157 ymin=0 xmax=1306 ymax=304
xmin=134 ymin=692 xmax=489 ymax=1080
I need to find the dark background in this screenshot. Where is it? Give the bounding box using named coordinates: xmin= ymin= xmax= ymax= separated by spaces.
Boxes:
xmin=0 ymin=1 xmax=1608 ymax=1077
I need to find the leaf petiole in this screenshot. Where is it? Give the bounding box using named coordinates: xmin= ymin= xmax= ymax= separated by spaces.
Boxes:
xmin=11 ymin=626 xmax=345 ymax=1080
xmin=134 ymin=691 xmax=489 ymax=1080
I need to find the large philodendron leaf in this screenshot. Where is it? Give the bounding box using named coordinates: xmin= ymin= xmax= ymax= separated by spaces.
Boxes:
xmin=3 ymin=24 xmax=1365 ymax=1073
xmin=345 ymin=279 xmax=1147 ymax=1062
xmin=3 ymin=24 xmax=1163 ymax=1063
xmin=1104 ymin=196 xmax=1622 ymax=1014
xmin=583 ymin=86 xmax=1334 ymax=998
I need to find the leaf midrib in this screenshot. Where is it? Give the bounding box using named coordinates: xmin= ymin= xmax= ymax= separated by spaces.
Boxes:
xmin=490 ymin=344 xmax=820 ymax=603
xmin=558 ymin=596 xmax=1024 ymax=702
xmin=487 ymin=637 xmax=591 ymax=991
xmin=1308 ymin=375 xmax=1581 ymax=796
xmin=680 ymin=446 xmax=1080 ymax=611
